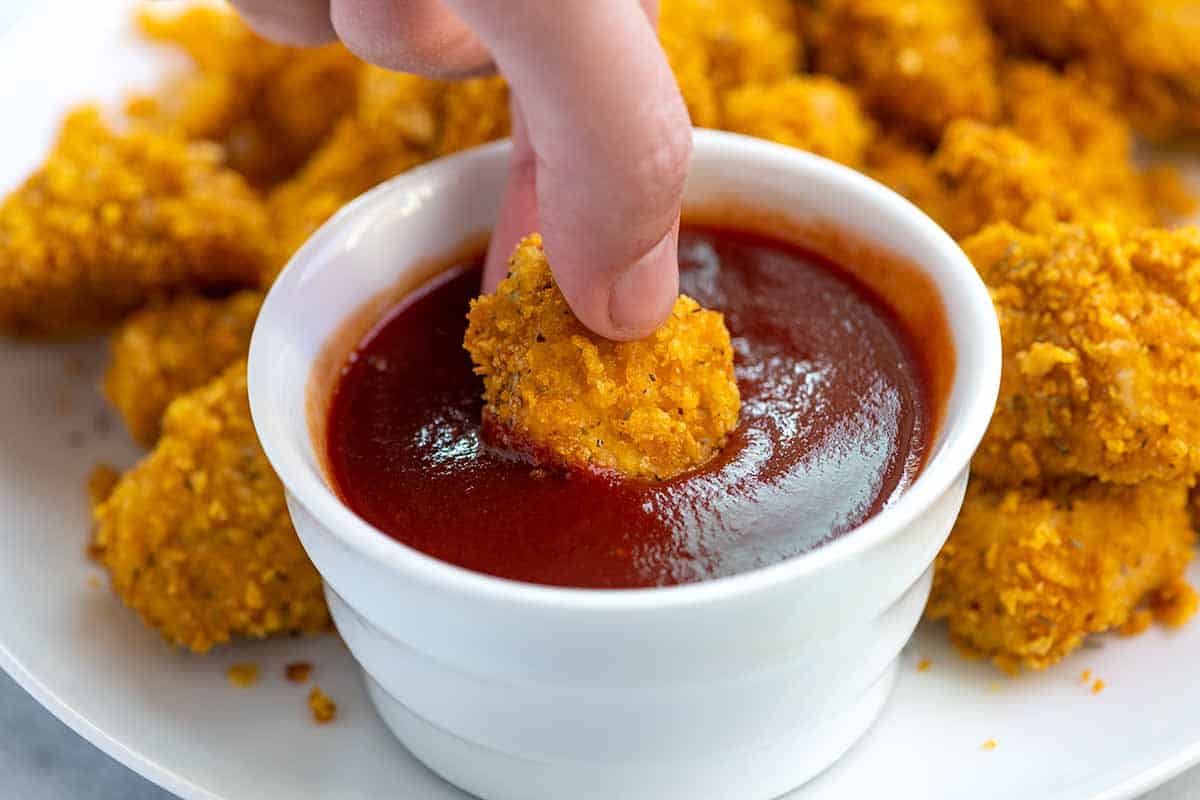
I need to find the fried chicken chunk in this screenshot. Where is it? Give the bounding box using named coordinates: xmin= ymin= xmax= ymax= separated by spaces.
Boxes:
xmin=863 ymin=134 xmax=954 ymax=230
xmin=266 ymin=69 xmax=508 ymax=273
xmin=983 ymin=0 xmax=1200 ymax=140
xmin=808 ymin=0 xmax=1000 ymax=141
xmin=928 ymin=477 xmax=1196 ymax=672
xmin=0 ymin=108 xmax=269 ymax=335
xmin=722 ymin=76 xmax=873 ymax=167
xmin=91 ymin=361 xmax=328 ymax=652
xmin=659 ymin=0 xmax=802 ymax=127
xmin=131 ymin=6 xmax=361 ymax=186
xmin=105 ymin=291 xmax=262 ymax=447
xmin=929 ymin=121 xmax=1155 ymax=239
xmin=967 ymin=223 xmax=1200 ymax=486
xmin=464 ymin=235 xmax=741 ymax=481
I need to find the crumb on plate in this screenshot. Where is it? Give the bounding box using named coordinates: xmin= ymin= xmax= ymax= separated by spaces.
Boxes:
xmin=227 ymin=662 xmax=258 ymax=688
xmin=285 ymin=662 xmax=313 ymax=683
xmin=309 ymin=686 xmax=336 ymax=724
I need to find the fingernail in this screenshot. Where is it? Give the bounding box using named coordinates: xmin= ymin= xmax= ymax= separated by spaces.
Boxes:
xmin=608 ymin=233 xmax=679 ymax=340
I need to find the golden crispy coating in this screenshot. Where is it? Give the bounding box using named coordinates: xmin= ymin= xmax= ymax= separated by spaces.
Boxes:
xmin=659 ymin=0 xmax=802 ymax=127
xmin=464 ymin=234 xmax=740 ymax=481
xmin=91 ymin=361 xmax=328 ymax=653
xmin=132 ymin=6 xmax=361 ymax=186
xmin=265 ymin=69 xmax=508 ymax=275
xmin=966 ymin=223 xmax=1200 ymax=486
xmin=661 ymin=0 xmax=801 ymax=90
xmin=983 ymin=0 xmax=1200 ymax=140
xmin=721 ymin=76 xmax=873 ymax=167
xmin=863 ymin=134 xmax=955 ymax=230
xmin=0 ymin=108 xmax=269 ymax=335
xmin=928 ymin=477 xmax=1196 ymax=672
xmin=998 ymin=61 xmax=1191 ymax=225
xmin=929 ymin=121 xmax=1154 ymax=240
xmin=105 ymin=291 xmax=262 ymax=447
xmin=998 ymin=61 xmax=1131 ymax=165
xmin=809 ymin=0 xmax=1000 ymax=141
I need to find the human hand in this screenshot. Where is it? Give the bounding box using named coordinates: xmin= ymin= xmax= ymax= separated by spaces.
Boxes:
xmin=230 ymin=0 xmax=692 ymax=340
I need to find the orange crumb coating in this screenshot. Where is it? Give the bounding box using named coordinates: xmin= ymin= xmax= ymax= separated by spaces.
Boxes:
xmin=0 ymin=108 xmax=269 ymax=335
xmin=105 ymin=291 xmax=262 ymax=446
xmin=809 ymin=0 xmax=1000 ymax=141
xmin=863 ymin=134 xmax=954 ymax=230
xmin=265 ymin=69 xmax=507 ymax=275
xmin=929 ymin=121 xmax=1155 ymax=240
xmin=983 ymin=0 xmax=1200 ymax=140
xmin=659 ymin=0 xmax=802 ymax=127
xmin=132 ymin=5 xmax=361 ymax=186
xmin=965 ymin=223 xmax=1200 ymax=486
xmin=927 ymin=477 xmax=1196 ymax=672
xmin=464 ymin=235 xmax=741 ymax=481
xmin=721 ymin=76 xmax=873 ymax=167
xmin=91 ymin=361 xmax=328 ymax=652
xmin=661 ymin=0 xmax=801 ymax=90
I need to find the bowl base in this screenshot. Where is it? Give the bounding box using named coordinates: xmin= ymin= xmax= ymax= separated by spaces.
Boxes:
xmin=363 ymin=660 xmax=897 ymax=800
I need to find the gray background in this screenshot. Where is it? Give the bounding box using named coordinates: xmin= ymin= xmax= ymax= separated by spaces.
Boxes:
xmin=0 ymin=3 xmax=1196 ymax=798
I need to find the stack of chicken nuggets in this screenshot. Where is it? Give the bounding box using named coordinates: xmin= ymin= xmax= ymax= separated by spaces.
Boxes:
xmin=1 ymin=0 xmax=1199 ymax=673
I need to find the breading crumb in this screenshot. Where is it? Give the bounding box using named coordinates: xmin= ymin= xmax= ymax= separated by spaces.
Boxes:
xmin=1091 ymin=679 xmax=1106 ymax=695
xmin=916 ymin=658 xmax=932 ymax=672
xmin=227 ymin=663 xmax=258 ymax=688
xmin=285 ymin=662 xmax=313 ymax=683
xmin=308 ymin=687 xmax=336 ymax=723
xmin=981 ymin=739 xmax=998 ymax=751
xmin=1081 ymin=669 xmax=1092 ymax=684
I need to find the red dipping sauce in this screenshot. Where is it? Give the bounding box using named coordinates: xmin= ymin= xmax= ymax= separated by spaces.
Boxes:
xmin=326 ymin=227 xmax=935 ymax=588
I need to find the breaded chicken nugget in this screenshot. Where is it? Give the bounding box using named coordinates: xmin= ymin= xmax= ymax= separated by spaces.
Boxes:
xmin=722 ymin=76 xmax=873 ymax=166
xmin=105 ymin=291 xmax=262 ymax=446
xmin=464 ymin=234 xmax=740 ymax=481
xmin=928 ymin=477 xmax=1196 ymax=672
xmin=266 ymin=69 xmax=508 ymax=274
xmin=131 ymin=6 xmax=361 ymax=186
xmin=998 ymin=61 xmax=1191 ymax=224
xmin=91 ymin=361 xmax=328 ymax=652
xmin=0 ymin=108 xmax=269 ymax=335
xmin=809 ymin=0 xmax=1000 ymax=142
xmin=863 ymin=134 xmax=955 ymax=231
xmin=659 ymin=0 xmax=802 ymax=127
xmin=966 ymin=223 xmax=1200 ymax=485
xmin=983 ymin=0 xmax=1200 ymax=140
xmin=930 ymin=121 xmax=1154 ymax=240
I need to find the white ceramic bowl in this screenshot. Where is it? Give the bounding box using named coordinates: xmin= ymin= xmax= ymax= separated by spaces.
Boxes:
xmin=249 ymin=130 xmax=1001 ymax=800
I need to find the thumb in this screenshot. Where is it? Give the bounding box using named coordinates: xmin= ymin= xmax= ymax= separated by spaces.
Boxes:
xmin=448 ymin=0 xmax=690 ymax=340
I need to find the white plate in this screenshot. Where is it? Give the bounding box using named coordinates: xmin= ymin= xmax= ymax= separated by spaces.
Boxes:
xmin=3 ymin=3 xmax=1200 ymax=799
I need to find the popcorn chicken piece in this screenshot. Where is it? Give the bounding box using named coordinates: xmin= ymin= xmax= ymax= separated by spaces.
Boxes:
xmin=91 ymin=361 xmax=328 ymax=652
xmin=105 ymin=291 xmax=262 ymax=446
xmin=266 ymin=69 xmax=508 ymax=275
xmin=659 ymin=0 xmax=802 ymax=127
xmin=0 ymin=108 xmax=269 ymax=335
xmin=722 ymin=76 xmax=874 ymax=166
xmin=132 ymin=5 xmax=361 ymax=186
xmin=984 ymin=0 xmax=1200 ymax=140
xmin=464 ymin=235 xmax=741 ymax=481
xmin=928 ymin=477 xmax=1196 ymax=672
xmin=930 ymin=121 xmax=1155 ymax=239
xmin=966 ymin=222 xmax=1200 ymax=485
xmin=809 ymin=0 xmax=1000 ymax=141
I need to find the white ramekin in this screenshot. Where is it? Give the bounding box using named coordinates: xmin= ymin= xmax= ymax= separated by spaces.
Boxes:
xmin=249 ymin=131 xmax=1001 ymax=800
